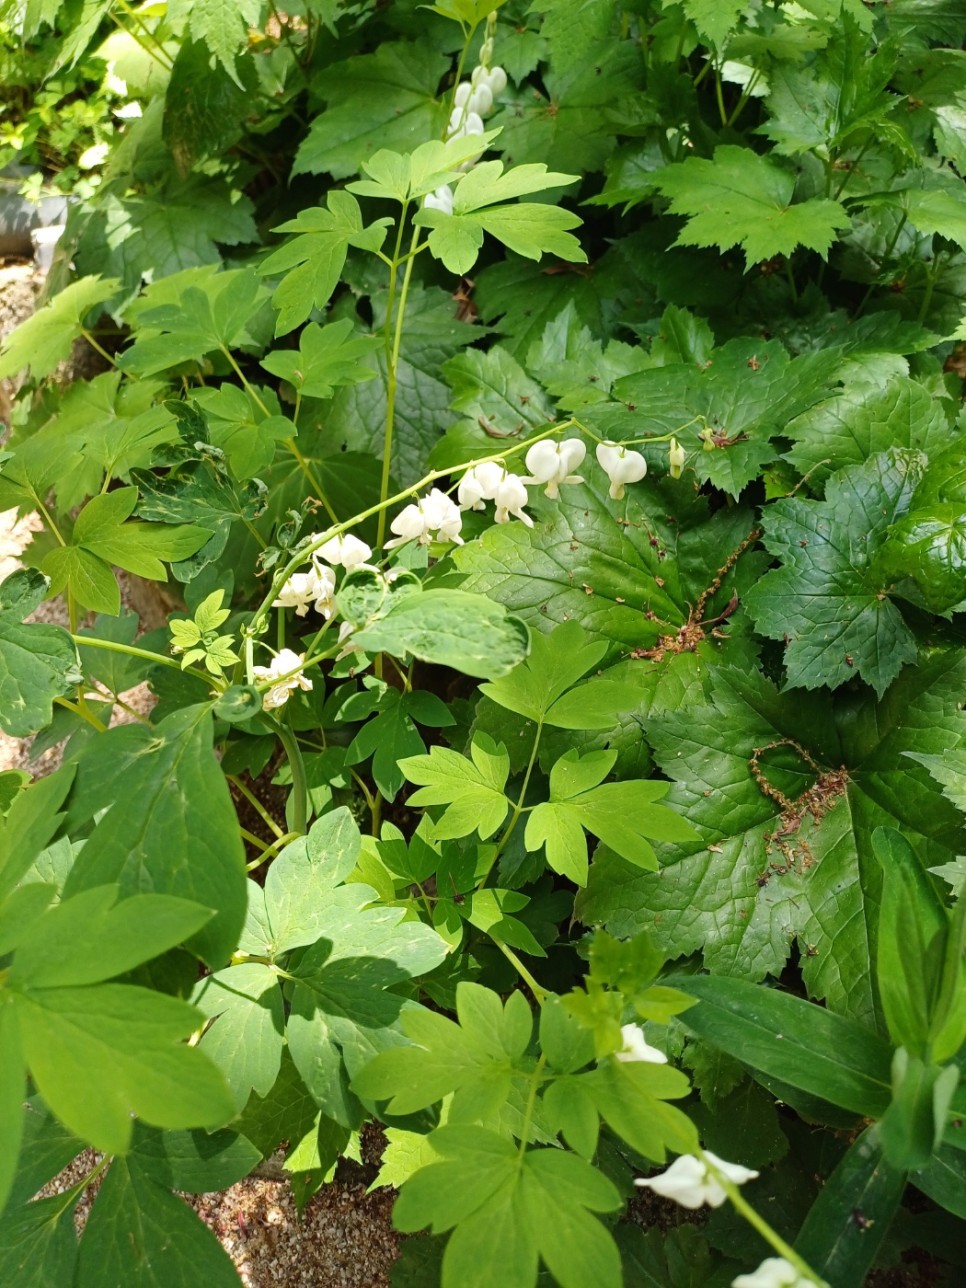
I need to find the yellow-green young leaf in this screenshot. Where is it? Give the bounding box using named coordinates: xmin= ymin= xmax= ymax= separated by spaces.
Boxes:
xmin=651 ymin=145 xmax=850 ymax=267
xmin=12 ymin=984 xmax=234 ymax=1155
xmin=419 ymin=204 xmax=585 ymax=275
xmin=480 ymin=620 xmax=608 ymax=722
xmin=0 ymin=276 xmax=120 ymax=382
xmin=400 ymin=734 xmax=511 ymax=840
xmin=192 ymin=963 xmax=284 ymax=1113
xmin=347 ymin=134 xmax=500 ymax=205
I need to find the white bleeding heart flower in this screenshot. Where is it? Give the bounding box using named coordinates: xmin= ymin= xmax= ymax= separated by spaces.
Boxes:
xmin=525 ymin=438 xmax=586 ymax=499
xmin=423 ymin=185 xmax=454 ymax=215
xmin=615 ymin=1023 xmax=668 ymax=1064
xmin=454 ymin=81 xmax=472 ymax=108
xmin=384 ymin=488 xmax=464 ymax=549
xmin=252 ymin=648 xmax=313 ymax=710
xmin=634 ymin=1152 xmax=759 ymax=1210
xmin=596 ymin=440 xmax=647 ymax=500
xmin=668 ymin=436 xmax=686 ymax=480
xmin=457 ymin=460 xmax=507 ymax=510
xmin=468 ymin=82 xmax=493 ymax=116
xmin=732 ymin=1258 xmax=820 ymax=1288
xmin=272 ymin=564 xmax=337 ymax=619
xmin=493 ymin=471 xmax=533 ymax=526
xmin=313 ymin=532 xmax=373 ymax=572
xmin=486 ymin=64 xmax=508 ymax=95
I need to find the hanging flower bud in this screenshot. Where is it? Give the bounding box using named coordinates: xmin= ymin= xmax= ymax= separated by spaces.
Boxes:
xmin=423 ymin=185 xmax=454 ymax=215
xmin=668 ymin=437 xmax=686 ymax=480
xmin=468 ymin=81 xmax=493 ymax=116
xmin=493 ymin=471 xmax=533 ymax=526
xmin=615 ymin=1023 xmax=668 ymax=1064
xmin=732 ymin=1258 xmax=819 ymax=1288
xmin=454 ymin=81 xmax=472 ymax=108
xmin=699 ymin=426 xmax=716 ymax=451
xmin=457 ymin=460 xmax=506 ymax=510
xmin=525 ymin=438 xmax=586 ymax=499
xmin=595 ymin=441 xmax=647 ymax=500
xmin=253 ymin=649 xmax=313 ymax=710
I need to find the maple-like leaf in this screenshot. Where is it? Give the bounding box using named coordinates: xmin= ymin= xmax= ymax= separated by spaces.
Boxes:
xmin=650 ymin=146 xmax=850 ymax=267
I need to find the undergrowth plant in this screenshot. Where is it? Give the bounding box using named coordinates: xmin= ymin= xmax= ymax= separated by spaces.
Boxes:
xmin=1 ymin=1 xmax=966 ymax=1285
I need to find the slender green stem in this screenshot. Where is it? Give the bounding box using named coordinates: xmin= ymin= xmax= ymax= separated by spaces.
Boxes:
xmin=479 ymin=718 xmax=544 ymax=889
xmin=245 ymin=830 xmax=301 ymax=872
xmin=221 ymin=347 xmax=271 ymax=416
xmin=725 ymin=71 xmax=760 ymax=128
xmin=517 ymin=1055 xmax=548 ymax=1158
xmin=111 ymin=4 xmax=174 ymax=70
xmin=80 ymin=328 xmax=117 ymax=368
xmin=495 ymin=940 xmax=548 ymax=1006
xmin=855 ymin=212 xmax=909 ymax=317
xmin=917 ymin=250 xmax=945 ymax=325
xmin=272 ymin=717 xmax=308 ymax=835
xmin=34 ymin=495 xmax=66 ymax=546
xmin=714 ymin=64 xmax=727 ymax=126
xmin=705 ymin=1158 xmax=828 ymax=1286
xmin=54 ymin=696 xmax=107 ymax=732
xmin=228 ymin=775 xmax=285 ymax=838
xmin=377 ymin=227 xmax=423 ymax=548
xmin=240 ymin=827 xmax=272 ymax=853
xmin=284 ymin=437 xmax=338 ymax=524
xmin=71 ymin=634 xmax=215 ymax=686
xmin=784 ymin=257 xmax=798 ymax=303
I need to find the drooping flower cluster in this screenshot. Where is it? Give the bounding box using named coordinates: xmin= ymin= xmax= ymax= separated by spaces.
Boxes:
xmin=252 ymin=648 xmax=313 ymax=710
xmin=458 ymin=462 xmax=533 ymax=526
xmin=271 ymin=531 xmax=374 ymax=622
xmin=423 ymin=30 xmax=508 ymax=215
xmin=384 ymin=488 xmax=464 ymax=549
xmin=634 ymin=1151 xmax=758 ymax=1209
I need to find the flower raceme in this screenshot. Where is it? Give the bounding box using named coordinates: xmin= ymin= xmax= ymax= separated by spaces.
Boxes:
xmin=634 ymin=1151 xmax=758 ymax=1209
xmin=252 ymin=648 xmax=313 ymax=710
xmin=272 ymin=564 xmax=336 ymax=619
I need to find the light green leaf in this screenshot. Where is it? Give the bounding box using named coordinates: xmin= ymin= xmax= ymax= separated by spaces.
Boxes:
xmin=260 ymin=319 xmax=379 ymax=399
xmin=651 ymin=146 xmax=850 ymax=267
xmin=167 ymin=0 xmax=260 ymax=85
xmin=0 ymin=276 xmax=119 ymax=382
xmin=0 ymin=1189 xmax=80 ymax=1288
xmin=63 ymin=705 xmax=247 ymax=968
xmin=401 ymin=734 xmax=511 ymax=841
xmin=191 ymin=963 xmax=284 ymax=1113
xmin=352 ymin=588 xmax=529 ymax=680
xmin=11 ymin=984 xmax=233 ymax=1154
xmin=480 ymin=620 xmax=608 ymax=722
xmin=666 ymin=0 xmax=746 ymax=46
xmin=260 ymin=190 xmax=392 ymax=335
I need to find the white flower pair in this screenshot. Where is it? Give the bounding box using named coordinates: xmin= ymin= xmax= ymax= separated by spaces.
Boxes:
xmin=271 ymin=532 xmax=373 ymax=621
xmin=385 ymin=487 xmax=464 ymax=549
xmin=457 ymin=461 xmax=532 ymax=526
xmin=252 ymin=648 xmax=312 ymax=711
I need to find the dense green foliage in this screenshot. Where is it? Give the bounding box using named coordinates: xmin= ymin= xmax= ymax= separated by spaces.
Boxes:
xmin=1 ymin=1 xmax=966 ymax=1285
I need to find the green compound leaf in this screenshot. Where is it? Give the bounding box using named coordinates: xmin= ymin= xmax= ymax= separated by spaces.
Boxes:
xmin=525 ymin=749 xmax=698 ymax=886
xmin=352 ymin=588 xmax=529 ymax=680
xmin=347 ymin=135 xmax=501 ymax=205
xmin=260 ymin=319 xmax=379 ymax=399
xmin=345 ymin=687 xmax=455 ymax=802
xmin=578 ymin=654 xmax=966 ymax=1027
xmin=260 ymin=190 xmax=392 ymax=336
xmin=415 ymin=160 xmax=586 ymax=275
xmin=128 ymin=1125 xmax=261 ymax=1194
xmin=62 ymin=705 xmax=247 ymax=968
xmin=668 ymin=0 xmax=747 ymax=47
xmin=745 ymin=450 xmax=923 ymax=696
xmin=352 ymin=982 xmax=533 ymax=1119
xmin=0 ymin=571 xmax=80 ymax=739
xmin=42 ymin=487 xmax=210 ymax=617
xmin=393 ymin=1126 xmax=623 ymax=1288
xmin=650 ymin=145 xmax=850 ymax=268
xmin=402 ymin=733 xmax=511 ymax=841
xmin=116 ymin=268 xmax=270 ymax=376
xmin=192 ymin=962 xmax=284 ymax=1114
xmin=10 ymin=981 xmax=233 ymax=1156
xmin=285 ymin=886 xmax=449 ymax=1127
xmin=74 ymin=1156 xmax=240 ymax=1288
xmin=167 ymin=0 xmax=260 ymax=87
xmin=0 ymin=275 xmax=119 ymax=382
